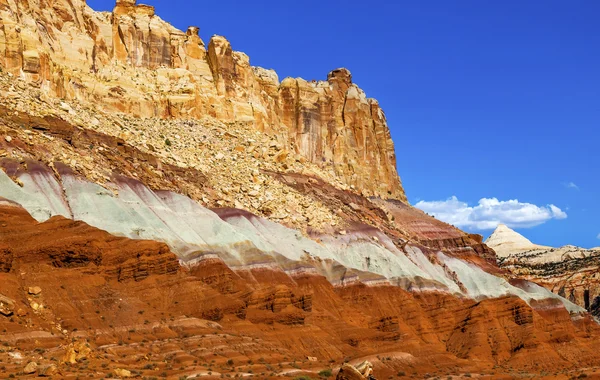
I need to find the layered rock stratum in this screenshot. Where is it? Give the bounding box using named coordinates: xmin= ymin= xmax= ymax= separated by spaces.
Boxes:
xmin=0 ymin=0 xmax=600 ymax=378
xmin=488 ymin=225 xmax=600 ymax=320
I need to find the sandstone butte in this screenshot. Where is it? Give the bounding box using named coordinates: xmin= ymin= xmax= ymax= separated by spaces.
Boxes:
xmin=0 ymin=0 xmax=600 ymax=379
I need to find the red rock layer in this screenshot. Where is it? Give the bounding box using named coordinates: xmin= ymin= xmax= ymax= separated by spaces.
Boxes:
xmin=502 ymin=253 xmax=600 ymax=319
xmin=1 ymin=203 xmax=600 ymax=378
xmin=0 ymin=198 xmax=179 ymax=281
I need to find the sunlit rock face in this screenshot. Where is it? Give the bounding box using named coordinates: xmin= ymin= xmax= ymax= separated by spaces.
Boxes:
xmin=0 ymin=0 xmax=586 ymax=319
xmin=486 ymin=224 xmax=550 ymax=257
xmin=0 ymin=0 xmax=404 ymax=201
xmin=2 ymin=2 xmax=600 ymax=377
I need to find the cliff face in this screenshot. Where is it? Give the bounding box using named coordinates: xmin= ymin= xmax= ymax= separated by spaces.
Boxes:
xmin=0 ymin=0 xmax=404 ymax=200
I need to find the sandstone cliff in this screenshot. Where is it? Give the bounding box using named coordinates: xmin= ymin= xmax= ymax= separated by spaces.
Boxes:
xmin=0 ymin=0 xmax=404 ymax=200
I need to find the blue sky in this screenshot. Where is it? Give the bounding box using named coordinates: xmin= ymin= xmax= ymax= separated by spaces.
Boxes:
xmin=88 ymin=0 xmax=600 ymax=248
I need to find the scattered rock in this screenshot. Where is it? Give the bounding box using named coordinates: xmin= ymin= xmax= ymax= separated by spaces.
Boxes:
xmin=4 ymin=135 xmax=11 ymax=142
xmin=336 ymin=361 xmax=375 ymax=380
xmin=114 ymin=368 xmax=132 ymax=378
xmin=28 ymin=286 xmax=42 ymax=295
xmin=38 ymin=364 xmax=59 ymax=376
xmin=63 ymin=340 xmax=92 ymax=364
xmin=0 ymin=294 xmax=16 ymax=316
xmin=8 ymin=352 xmax=23 ymax=361
xmin=23 ymin=361 xmax=38 ymax=374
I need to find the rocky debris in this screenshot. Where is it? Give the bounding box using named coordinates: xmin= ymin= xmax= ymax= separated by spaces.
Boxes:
xmin=0 ymin=74 xmax=343 ymax=232
xmin=29 ymin=300 xmax=43 ymax=312
xmin=0 ymin=294 xmax=15 ymax=316
xmin=8 ymin=351 xmax=23 ymax=361
xmin=337 ymin=361 xmax=375 ymax=380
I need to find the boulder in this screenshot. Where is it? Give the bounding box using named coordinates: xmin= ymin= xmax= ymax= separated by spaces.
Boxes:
xmin=23 ymin=362 xmax=38 ymax=374
xmin=336 ymin=361 xmax=375 ymax=380
xmin=28 ymin=286 xmax=42 ymax=295
xmin=114 ymin=368 xmax=132 ymax=378
xmin=0 ymin=294 xmax=15 ymax=316
xmin=38 ymin=364 xmax=59 ymax=376
xmin=62 ymin=340 xmax=92 ymax=364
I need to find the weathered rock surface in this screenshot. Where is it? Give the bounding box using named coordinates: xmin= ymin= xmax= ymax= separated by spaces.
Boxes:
xmin=0 ymin=113 xmax=594 ymax=376
xmin=0 ymin=197 xmax=179 ymax=281
xmin=0 ymin=0 xmax=598 ymax=378
xmin=0 ymin=153 xmax=583 ymax=317
xmin=114 ymin=368 xmax=133 ymax=378
xmin=0 ymin=0 xmax=404 ymax=200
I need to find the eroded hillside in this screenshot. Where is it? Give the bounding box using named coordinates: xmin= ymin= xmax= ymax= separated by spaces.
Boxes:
xmin=0 ymin=0 xmax=599 ymax=378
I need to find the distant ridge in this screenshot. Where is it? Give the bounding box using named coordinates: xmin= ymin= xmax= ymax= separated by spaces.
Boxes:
xmin=485 ymin=224 xmax=549 ymax=257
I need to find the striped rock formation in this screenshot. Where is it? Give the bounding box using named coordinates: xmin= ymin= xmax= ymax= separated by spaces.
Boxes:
xmin=0 ymin=0 xmax=599 ymax=378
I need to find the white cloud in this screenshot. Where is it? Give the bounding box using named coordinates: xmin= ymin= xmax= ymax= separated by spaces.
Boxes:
xmin=597 ymin=233 xmax=600 ymax=240
xmin=564 ymin=182 xmax=579 ymax=190
xmin=415 ymin=196 xmax=567 ymax=230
